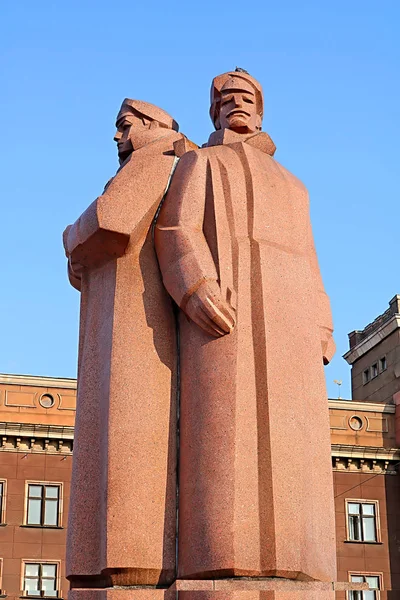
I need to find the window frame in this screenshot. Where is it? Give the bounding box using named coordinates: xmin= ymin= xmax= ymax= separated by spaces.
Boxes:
xmin=347 ymin=571 xmax=383 ymax=600
xmin=345 ymin=499 xmax=381 ymax=543
xmin=371 ymin=363 xmax=378 ymax=379
xmin=379 ymin=356 xmax=387 ymax=372
xmin=21 ymin=560 xmax=61 ymax=599
xmin=363 ymin=368 xmax=370 ymax=384
xmin=0 ymin=480 xmax=7 ymax=525
xmin=24 ymin=482 xmax=63 ymax=528
xmin=0 ymin=558 xmax=4 ymax=595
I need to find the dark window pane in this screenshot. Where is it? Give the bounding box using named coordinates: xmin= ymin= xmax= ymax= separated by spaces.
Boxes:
xmin=349 ymin=515 xmax=362 ymax=540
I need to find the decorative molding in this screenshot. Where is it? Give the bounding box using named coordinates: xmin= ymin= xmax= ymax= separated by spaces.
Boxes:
xmin=332 ymin=444 xmax=400 ymax=474
xmin=0 ymin=422 xmax=74 ymax=454
xmin=330 ymin=415 xmax=347 ymax=430
xmin=328 ymin=399 xmax=395 ymax=413
xmin=4 ymin=390 xmax=37 ymax=408
xmin=343 ymin=314 xmax=400 ymax=364
xmin=366 ymin=417 xmax=388 ymax=433
xmin=0 ymin=373 xmax=77 ymax=389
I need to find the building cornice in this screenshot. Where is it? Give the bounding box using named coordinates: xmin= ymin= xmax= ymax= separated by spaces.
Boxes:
xmin=328 ymin=399 xmax=395 ymax=413
xmin=331 ymin=444 xmax=400 ymax=461
xmin=0 ymin=422 xmax=74 ymax=455
xmin=0 ymin=422 xmax=74 ymax=439
xmin=0 ymin=373 xmax=77 ymax=389
xmin=343 ymin=315 xmax=400 ymax=365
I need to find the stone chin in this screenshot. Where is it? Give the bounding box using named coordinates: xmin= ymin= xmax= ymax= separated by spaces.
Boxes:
xmin=227 ymin=115 xmax=251 ymax=131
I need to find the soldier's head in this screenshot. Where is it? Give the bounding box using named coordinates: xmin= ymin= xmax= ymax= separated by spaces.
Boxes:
xmin=210 ymin=69 xmax=263 ymax=134
xmin=114 ymin=99 xmax=179 ymax=164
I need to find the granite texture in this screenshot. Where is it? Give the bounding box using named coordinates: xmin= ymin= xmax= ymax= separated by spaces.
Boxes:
xmin=64 ymin=100 xmax=187 ymax=586
xmin=155 ymin=71 xmax=336 ymax=581
xmin=66 ymin=71 xmax=337 ymax=593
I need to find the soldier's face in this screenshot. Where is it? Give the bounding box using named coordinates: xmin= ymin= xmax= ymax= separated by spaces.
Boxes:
xmin=114 ymin=114 xmax=141 ymax=163
xmin=218 ymin=88 xmax=259 ymax=134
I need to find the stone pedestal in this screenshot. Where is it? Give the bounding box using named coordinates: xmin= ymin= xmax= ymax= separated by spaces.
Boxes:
xmin=69 ymin=579 xmax=368 ymax=600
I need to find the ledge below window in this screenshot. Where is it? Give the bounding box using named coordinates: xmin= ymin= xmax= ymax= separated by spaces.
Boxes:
xmin=19 ymin=525 xmax=63 ymax=529
xmin=344 ymin=540 xmax=383 ymax=544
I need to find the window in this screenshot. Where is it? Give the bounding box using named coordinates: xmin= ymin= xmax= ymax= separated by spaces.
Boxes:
xmin=363 ymin=369 xmax=370 ymax=384
xmin=347 ymin=501 xmax=379 ymax=542
xmin=371 ymin=363 xmax=378 ymax=379
xmin=26 ymin=484 xmax=61 ymax=527
xmin=379 ymin=356 xmax=387 ymax=372
xmin=0 ymin=481 xmax=6 ymax=523
xmin=23 ymin=562 xmax=59 ymax=597
xmin=349 ymin=574 xmax=381 ymax=599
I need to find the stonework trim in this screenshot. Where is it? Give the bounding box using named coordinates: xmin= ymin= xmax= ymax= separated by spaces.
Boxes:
xmin=328 ymin=400 xmax=395 ymax=413
xmin=0 ymin=373 xmax=76 ymax=389
xmin=343 ymin=315 xmax=400 ymax=364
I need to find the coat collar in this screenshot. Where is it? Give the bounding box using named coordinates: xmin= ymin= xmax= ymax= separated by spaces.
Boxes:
xmin=206 ymin=129 xmax=276 ymax=156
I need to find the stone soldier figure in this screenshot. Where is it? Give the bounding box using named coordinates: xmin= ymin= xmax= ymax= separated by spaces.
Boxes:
xmin=64 ymin=99 xmax=192 ymax=588
xmin=155 ymin=70 xmax=336 ymax=582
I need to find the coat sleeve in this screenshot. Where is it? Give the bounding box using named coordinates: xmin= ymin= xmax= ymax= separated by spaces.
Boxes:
xmin=154 ymin=150 xmax=219 ymax=308
xmin=306 ymin=208 xmax=335 ymax=365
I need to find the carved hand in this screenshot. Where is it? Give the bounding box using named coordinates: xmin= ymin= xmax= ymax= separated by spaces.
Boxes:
xmin=182 ymin=280 xmax=235 ymax=338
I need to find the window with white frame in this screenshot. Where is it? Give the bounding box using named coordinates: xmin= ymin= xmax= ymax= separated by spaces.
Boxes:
xmin=26 ymin=484 xmax=61 ymax=527
xmin=349 ymin=573 xmax=381 ymax=600
xmin=23 ymin=562 xmax=59 ymax=597
xmin=347 ymin=501 xmax=379 ymax=542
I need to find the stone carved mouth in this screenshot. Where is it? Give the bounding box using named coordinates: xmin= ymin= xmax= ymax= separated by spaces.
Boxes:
xmin=227 ymin=110 xmax=250 ymax=119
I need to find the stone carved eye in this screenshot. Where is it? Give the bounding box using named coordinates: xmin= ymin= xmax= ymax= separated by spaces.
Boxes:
xmin=349 ymin=416 xmax=363 ymax=431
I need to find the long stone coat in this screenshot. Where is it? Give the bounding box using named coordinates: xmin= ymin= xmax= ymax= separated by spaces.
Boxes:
xmin=65 ymin=131 xmax=184 ymax=586
xmin=155 ymin=130 xmax=336 ymax=582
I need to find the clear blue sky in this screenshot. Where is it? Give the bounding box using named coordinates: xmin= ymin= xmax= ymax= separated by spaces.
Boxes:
xmin=1 ymin=1 xmax=399 ymax=399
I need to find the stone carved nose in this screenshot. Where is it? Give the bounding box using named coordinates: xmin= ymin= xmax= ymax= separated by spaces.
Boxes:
xmin=114 ymin=131 xmax=122 ymax=142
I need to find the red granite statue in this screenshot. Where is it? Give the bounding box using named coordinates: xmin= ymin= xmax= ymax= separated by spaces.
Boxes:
xmin=155 ymin=70 xmax=337 ymax=582
xmin=65 ymin=74 xmax=348 ymax=600
xmin=64 ymin=99 xmax=193 ymax=587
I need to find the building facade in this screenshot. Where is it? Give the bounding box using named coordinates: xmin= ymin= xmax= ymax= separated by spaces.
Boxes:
xmin=0 ymin=374 xmax=75 ymax=600
xmin=0 ymin=297 xmax=400 ymax=599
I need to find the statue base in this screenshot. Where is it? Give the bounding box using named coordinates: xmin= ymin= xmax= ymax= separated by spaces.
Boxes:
xmin=69 ymin=578 xmax=368 ymax=600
